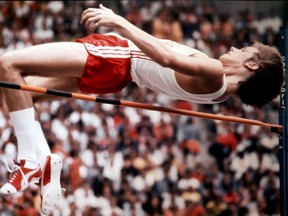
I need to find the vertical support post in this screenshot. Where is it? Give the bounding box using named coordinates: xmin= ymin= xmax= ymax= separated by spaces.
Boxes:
xmin=279 ymin=27 xmax=288 ymax=216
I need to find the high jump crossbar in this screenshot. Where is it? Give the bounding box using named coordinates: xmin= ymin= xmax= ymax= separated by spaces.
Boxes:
xmin=0 ymin=81 xmax=282 ymax=132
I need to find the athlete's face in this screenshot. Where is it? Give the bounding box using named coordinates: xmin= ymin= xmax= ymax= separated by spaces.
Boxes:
xmin=219 ymin=46 xmax=259 ymax=68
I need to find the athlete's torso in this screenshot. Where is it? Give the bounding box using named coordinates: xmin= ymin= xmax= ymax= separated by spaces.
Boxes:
xmin=126 ymin=35 xmax=227 ymax=104
xmin=80 ymin=32 xmax=227 ymax=103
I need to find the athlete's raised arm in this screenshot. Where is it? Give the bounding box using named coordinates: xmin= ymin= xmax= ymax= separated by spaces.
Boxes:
xmin=80 ymin=4 xmax=223 ymax=79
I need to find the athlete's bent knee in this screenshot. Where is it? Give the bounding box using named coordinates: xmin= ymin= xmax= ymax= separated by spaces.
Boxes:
xmin=0 ymin=52 xmax=21 ymax=80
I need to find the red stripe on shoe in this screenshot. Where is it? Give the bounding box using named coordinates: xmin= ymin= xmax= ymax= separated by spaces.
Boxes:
xmin=43 ymin=156 xmax=51 ymax=186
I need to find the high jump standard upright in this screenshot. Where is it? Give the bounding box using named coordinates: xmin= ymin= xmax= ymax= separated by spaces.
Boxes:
xmin=279 ymin=26 xmax=288 ymax=216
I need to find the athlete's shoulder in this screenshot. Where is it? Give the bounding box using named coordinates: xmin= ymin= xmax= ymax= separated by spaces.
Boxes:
xmin=198 ymin=58 xmax=223 ymax=79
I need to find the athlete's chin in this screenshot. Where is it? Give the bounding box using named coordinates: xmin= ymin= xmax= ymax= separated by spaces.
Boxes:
xmin=219 ymin=54 xmax=228 ymax=62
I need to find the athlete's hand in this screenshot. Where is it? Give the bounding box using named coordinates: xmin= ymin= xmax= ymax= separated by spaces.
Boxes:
xmin=80 ymin=4 xmax=124 ymax=31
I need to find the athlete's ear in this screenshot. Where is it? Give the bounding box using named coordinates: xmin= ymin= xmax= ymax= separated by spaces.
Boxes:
xmin=244 ymin=60 xmax=259 ymax=71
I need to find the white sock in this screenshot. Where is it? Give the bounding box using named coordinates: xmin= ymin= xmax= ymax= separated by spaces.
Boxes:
xmin=34 ymin=121 xmax=51 ymax=169
xmin=10 ymin=107 xmax=38 ymax=169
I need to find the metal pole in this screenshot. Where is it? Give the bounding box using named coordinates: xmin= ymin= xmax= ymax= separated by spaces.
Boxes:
xmin=279 ymin=27 xmax=288 ymax=216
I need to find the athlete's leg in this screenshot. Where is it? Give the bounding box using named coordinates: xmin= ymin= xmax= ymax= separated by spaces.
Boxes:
xmin=0 ymin=42 xmax=87 ymax=111
xmin=0 ymin=42 xmax=88 ymax=194
xmin=0 ymin=76 xmax=79 ymax=168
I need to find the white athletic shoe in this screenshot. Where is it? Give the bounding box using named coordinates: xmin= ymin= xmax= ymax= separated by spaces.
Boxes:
xmin=40 ymin=154 xmax=63 ymax=215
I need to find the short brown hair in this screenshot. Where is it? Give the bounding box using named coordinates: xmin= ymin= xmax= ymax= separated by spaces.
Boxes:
xmin=235 ymin=42 xmax=284 ymax=108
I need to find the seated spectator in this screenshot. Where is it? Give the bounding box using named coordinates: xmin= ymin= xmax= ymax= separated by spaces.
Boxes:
xmin=152 ymin=8 xmax=183 ymax=42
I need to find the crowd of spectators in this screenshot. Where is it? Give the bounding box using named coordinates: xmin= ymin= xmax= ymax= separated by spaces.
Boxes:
xmin=0 ymin=1 xmax=285 ymax=215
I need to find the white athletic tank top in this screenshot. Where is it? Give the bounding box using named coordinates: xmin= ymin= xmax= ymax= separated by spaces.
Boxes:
xmin=107 ymin=33 xmax=227 ymax=104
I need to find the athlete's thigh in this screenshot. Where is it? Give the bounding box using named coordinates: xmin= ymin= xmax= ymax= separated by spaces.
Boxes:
xmin=24 ymin=76 xmax=80 ymax=103
xmin=7 ymin=42 xmax=88 ymax=78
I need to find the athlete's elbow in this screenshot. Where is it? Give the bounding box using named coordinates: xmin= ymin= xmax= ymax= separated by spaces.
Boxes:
xmin=159 ymin=54 xmax=174 ymax=67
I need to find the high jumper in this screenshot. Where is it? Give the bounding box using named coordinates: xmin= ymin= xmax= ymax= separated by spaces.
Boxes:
xmin=0 ymin=4 xmax=283 ymax=215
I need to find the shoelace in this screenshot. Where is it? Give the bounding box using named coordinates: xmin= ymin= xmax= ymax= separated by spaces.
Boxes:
xmin=1 ymin=159 xmax=28 ymax=186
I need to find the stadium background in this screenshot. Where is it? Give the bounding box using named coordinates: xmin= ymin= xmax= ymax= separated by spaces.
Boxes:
xmin=0 ymin=1 xmax=287 ymax=215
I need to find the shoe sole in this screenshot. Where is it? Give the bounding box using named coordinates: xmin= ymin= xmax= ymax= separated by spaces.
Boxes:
xmin=40 ymin=154 xmax=63 ymax=215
